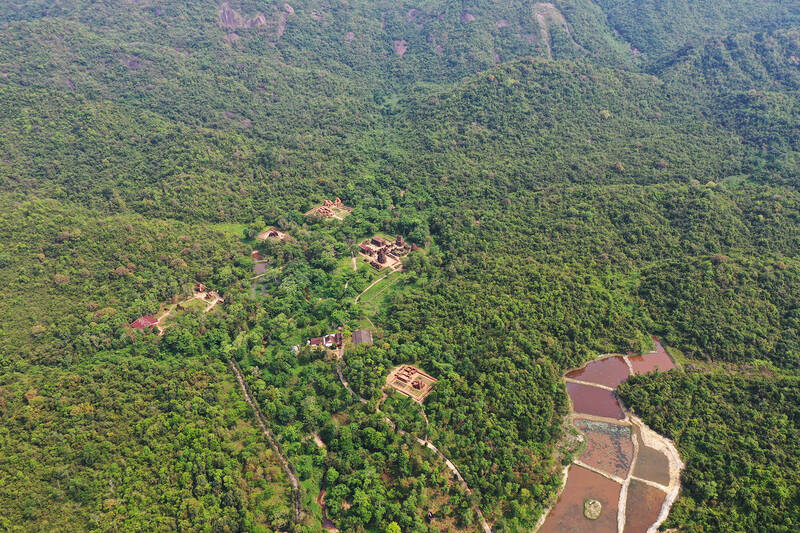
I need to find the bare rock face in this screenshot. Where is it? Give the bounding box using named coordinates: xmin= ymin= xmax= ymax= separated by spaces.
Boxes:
xmin=248 ymin=12 xmax=267 ymax=27
xmin=219 ymin=2 xmax=242 ymax=28
xmin=121 ymin=55 xmax=141 ymax=69
xmin=393 ymin=40 xmax=408 ymax=56
xmin=283 ymin=3 xmax=294 ymax=14
xmin=276 ymin=12 xmax=288 ymax=38
xmin=461 ymin=12 xmax=476 ymax=23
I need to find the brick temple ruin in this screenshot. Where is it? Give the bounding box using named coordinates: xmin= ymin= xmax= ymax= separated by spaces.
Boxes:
xmin=358 ymin=235 xmax=416 ymax=271
xmin=305 ymin=198 xmax=353 ymax=220
xmin=386 ymin=365 xmax=438 ymax=403
xmin=256 ymin=227 xmax=288 ymax=241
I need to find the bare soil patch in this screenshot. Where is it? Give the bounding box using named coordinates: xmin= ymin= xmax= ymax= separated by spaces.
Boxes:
xmin=575 ymin=419 xmax=633 ymax=479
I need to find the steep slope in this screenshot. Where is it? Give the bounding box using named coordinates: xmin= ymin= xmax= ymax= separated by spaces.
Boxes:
xmin=391 ymin=57 xmax=752 ymax=203
xmin=594 ymin=0 xmax=800 ymax=61
xmin=0 ymin=0 xmax=636 ymax=87
xmin=655 ymin=29 xmax=800 ymax=185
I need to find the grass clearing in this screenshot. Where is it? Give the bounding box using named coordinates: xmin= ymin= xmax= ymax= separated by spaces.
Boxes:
xmin=211 ymin=222 xmax=248 ymax=239
xmin=357 ymin=272 xmax=405 ymax=317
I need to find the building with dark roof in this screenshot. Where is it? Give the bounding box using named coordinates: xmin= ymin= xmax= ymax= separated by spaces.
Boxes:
xmin=353 ymin=329 xmax=373 ymax=347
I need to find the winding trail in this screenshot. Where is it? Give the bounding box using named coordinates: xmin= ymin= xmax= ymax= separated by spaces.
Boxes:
xmin=229 ymin=360 xmax=302 ymax=523
xmin=335 ymin=357 xmax=492 ymax=533
xmin=354 ymin=274 xmax=387 ymax=303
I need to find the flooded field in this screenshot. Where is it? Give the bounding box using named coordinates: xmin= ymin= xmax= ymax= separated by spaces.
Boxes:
xmin=566 ymin=356 xmax=630 ymax=388
xmin=567 ymin=382 xmax=624 ymax=419
xmin=538 ymin=338 xmax=682 ymax=533
xmin=624 ymin=480 xmax=666 ymax=533
xmin=632 ymin=429 xmax=671 ymax=486
xmin=538 ymin=465 xmax=621 ymax=533
xmin=575 ymin=419 xmax=633 ymax=479
xmin=629 ymin=338 xmax=675 ymax=375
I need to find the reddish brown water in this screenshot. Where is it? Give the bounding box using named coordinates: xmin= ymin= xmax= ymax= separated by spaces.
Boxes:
xmin=629 ymin=338 xmax=675 ymax=374
xmin=567 ymin=382 xmax=624 ymax=419
xmin=539 ymin=465 xmax=621 ymax=533
xmin=575 ymin=419 xmax=633 ymax=479
xmin=624 ymin=480 xmax=666 ymax=533
xmin=566 ymin=356 xmax=631 ymax=388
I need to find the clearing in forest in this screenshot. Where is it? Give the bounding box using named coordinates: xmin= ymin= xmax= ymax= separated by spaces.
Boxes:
xmin=386 ymin=365 xmax=438 ymax=403
xmin=130 ymin=282 xmax=223 ymax=335
xmin=257 ymin=227 xmax=289 ymax=241
xmin=305 ymin=198 xmax=353 ymax=220
xmin=357 ymin=234 xmax=414 ymax=271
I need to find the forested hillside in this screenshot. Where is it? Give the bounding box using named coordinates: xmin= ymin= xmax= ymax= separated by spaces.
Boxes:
xmin=1 ymin=1 xmax=798 ymax=531
xmin=618 ymin=370 xmax=800 ymax=533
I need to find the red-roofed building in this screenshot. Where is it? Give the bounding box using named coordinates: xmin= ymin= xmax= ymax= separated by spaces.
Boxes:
xmin=307 ymin=333 xmax=343 ymax=348
xmin=130 ymin=315 xmax=158 ymax=329
xmin=309 ymin=336 xmax=325 ymax=346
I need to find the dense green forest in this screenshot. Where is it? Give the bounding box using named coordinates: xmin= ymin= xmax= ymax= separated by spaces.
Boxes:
xmin=618 ymin=370 xmax=800 ymax=533
xmin=1 ymin=1 xmax=798 ymax=531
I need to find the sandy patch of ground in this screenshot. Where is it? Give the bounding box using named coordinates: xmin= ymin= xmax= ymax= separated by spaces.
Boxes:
xmin=393 ymin=40 xmax=408 ymax=56
xmin=532 ymin=2 xmax=576 ymax=59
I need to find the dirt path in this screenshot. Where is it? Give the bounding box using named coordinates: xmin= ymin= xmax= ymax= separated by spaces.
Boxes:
xmin=336 ymin=361 xmax=368 ymax=404
xmin=317 ymin=489 xmax=338 ymax=531
xmin=354 ymin=274 xmax=387 ymax=303
xmin=334 ymin=358 xmax=491 ymax=533
xmin=229 ymin=360 xmax=302 ymax=522
xmin=351 ymin=252 xmax=357 ymax=272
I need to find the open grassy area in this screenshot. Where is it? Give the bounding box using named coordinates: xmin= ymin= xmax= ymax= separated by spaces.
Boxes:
xmin=210 ymin=222 xmax=248 ymax=239
xmin=357 ymin=272 xmax=406 ymax=318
